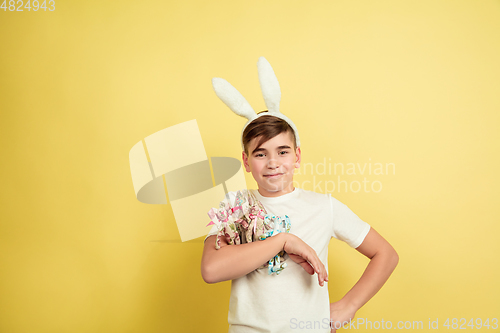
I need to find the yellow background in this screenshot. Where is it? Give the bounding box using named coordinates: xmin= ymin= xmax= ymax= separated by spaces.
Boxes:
xmin=1 ymin=0 xmax=499 ymax=332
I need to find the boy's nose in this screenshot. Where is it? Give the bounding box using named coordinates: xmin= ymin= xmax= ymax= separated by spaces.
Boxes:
xmin=266 ymin=158 xmax=279 ymax=169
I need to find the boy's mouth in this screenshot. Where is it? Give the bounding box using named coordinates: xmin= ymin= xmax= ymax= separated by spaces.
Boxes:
xmin=264 ymin=173 xmax=284 ymax=178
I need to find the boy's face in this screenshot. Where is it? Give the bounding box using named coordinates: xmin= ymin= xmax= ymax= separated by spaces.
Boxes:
xmin=242 ymin=131 xmax=301 ymax=197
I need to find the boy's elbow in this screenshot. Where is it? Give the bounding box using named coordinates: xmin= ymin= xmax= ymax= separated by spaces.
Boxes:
xmin=390 ymin=249 xmax=399 ymax=269
xmin=201 ymin=262 xmax=218 ymax=284
xmin=201 ymin=269 xmax=215 ymax=284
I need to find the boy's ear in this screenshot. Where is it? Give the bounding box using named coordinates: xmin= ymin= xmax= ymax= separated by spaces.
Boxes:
xmin=294 ymin=147 xmax=301 ymax=169
xmin=242 ymin=151 xmax=251 ymax=172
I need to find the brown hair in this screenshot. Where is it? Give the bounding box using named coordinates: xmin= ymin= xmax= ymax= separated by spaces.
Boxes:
xmin=242 ymin=114 xmax=297 ymax=155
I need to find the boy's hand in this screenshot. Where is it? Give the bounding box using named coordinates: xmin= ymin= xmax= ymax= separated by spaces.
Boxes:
xmin=282 ymin=233 xmax=328 ymax=286
xmin=329 ymin=300 xmax=357 ymax=332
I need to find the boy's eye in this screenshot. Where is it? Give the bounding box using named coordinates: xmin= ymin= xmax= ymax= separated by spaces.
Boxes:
xmin=279 ymin=151 xmax=288 ymax=155
xmin=255 ymin=153 xmax=265 ymax=157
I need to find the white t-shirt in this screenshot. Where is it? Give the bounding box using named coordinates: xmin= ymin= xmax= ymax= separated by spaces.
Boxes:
xmin=204 ymin=187 xmax=371 ymax=333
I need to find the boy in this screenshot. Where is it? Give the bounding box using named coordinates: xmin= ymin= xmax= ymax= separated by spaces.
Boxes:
xmin=201 ymin=58 xmax=398 ymax=332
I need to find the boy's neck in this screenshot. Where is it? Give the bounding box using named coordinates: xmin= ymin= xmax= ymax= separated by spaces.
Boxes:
xmin=257 ymin=185 xmax=296 ymax=198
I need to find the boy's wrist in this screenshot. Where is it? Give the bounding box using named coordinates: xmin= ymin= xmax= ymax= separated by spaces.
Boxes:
xmin=336 ymin=297 xmax=362 ymax=312
xmin=278 ymin=232 xmax=290 ymax=248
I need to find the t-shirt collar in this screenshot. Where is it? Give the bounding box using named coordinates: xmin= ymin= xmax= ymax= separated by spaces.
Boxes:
xmin=251 ymin=187 xmax=300 ymax=204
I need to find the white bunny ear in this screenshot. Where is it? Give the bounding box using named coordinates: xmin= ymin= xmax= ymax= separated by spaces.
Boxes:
xmin=257 ymin=57 xmax=281 ymax=114
xmin=212 ymin=77 xmax=257 ymax=120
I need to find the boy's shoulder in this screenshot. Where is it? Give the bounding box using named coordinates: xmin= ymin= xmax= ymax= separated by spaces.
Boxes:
xmin=220 ymin=188 xmax=252 ymax=205
xmin=220 ymin=190 xmax=239 ymax=205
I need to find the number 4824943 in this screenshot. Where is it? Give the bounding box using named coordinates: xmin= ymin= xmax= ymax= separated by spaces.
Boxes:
xmin=1 ymin=0 xmax=55 ymax=11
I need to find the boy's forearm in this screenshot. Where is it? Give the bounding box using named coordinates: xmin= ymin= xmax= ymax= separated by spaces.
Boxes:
xmin=338 ymin=248 xmax=399 ymax=311
xmin=202 ymin=233 xmax=286 ymax=284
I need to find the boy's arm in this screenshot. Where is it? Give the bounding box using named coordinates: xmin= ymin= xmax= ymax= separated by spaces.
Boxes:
xmin=329 ymin=227 xmax=399 ymax=330
xmin=201 ymin=233 xmax=328 ymax=285
xmin=201 ymin=234 xmax=285 ymax=284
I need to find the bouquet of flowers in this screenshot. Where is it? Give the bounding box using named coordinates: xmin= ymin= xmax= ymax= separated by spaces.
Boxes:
xmin=207 ymin=189 xmax=291 ymax=275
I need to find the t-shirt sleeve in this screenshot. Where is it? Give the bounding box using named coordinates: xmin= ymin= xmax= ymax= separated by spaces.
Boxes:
xmin=203 ymin=191 xmax=238 ymax=243
xmin=204 ymin=224 xmax=219 ymax=243
xmin=329 ymin=194 xmax=371 ymax=248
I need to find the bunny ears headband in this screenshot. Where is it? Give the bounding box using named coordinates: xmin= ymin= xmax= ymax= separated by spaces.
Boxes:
xmin=211 ymin=57 xmax=301 ymax=150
